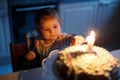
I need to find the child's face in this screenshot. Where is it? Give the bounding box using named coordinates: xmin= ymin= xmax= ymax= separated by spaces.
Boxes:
xmin=41 ymin=18 xmax=61 ymax=41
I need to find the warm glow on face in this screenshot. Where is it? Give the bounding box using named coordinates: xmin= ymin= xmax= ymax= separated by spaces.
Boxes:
xmin=86 ymin=31 xmax=95 ymax=46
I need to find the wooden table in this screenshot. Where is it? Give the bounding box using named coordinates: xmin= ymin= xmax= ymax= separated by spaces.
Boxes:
xmin=0 ymin=67 xmax=46 ymax=80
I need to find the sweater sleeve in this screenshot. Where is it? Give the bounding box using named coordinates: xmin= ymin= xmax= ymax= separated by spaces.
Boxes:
xmin=26 ymin=30 xmax=39 ymax=51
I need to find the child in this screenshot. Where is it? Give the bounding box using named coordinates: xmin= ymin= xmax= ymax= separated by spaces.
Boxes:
xmin=23 ymin=7 xmax=85 ymax=69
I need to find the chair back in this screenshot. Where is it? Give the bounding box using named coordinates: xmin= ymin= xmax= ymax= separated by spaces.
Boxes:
xmin=10 ymin=42 xmax=27 ymax=72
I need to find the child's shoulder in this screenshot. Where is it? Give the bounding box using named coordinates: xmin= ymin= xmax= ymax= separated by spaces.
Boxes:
xmin=57 ymin=33 xmax=76 ymax=41
xmin=61 ymin=33 xmax=77 ymax=38
xmin=26 ymin=30 xmax=38 ymax=37
xmin=26 ymin=30 xmax=42 ymax=40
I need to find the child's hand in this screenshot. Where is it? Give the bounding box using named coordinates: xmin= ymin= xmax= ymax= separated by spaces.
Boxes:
xmin=70 ymin=35 xmax=85 ymax=46
xmin=25 ymin=51 xmax=36 ymax=60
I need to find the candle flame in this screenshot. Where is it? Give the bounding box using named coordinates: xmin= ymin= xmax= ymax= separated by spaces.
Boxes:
xmin=86 ymin=31 xmax=95 ymax=46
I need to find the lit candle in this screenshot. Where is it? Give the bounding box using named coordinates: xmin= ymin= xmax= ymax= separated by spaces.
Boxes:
xmin=86 ymin=31 xmax=95 ymax=52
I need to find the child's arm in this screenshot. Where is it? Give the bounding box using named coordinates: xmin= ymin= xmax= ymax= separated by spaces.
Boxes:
xmin=70 ymin=35 xmax=85 ymax=46
xmin=25 ymin=31 xmax=38 ymax=61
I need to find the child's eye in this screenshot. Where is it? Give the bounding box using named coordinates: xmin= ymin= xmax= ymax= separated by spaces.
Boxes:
xmin=44 ymin=29 xmax=49 ymax=31
xmin=54 ymin=26 xmax=57 ymax=28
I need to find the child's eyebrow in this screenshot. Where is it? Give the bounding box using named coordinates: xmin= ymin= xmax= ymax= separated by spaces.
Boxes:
xmin=42 ymin=27 xmax=49 ymax=29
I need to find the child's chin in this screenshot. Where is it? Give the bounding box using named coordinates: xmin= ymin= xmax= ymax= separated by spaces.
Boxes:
xmin=50 ymin=37 xmax=58 ymax=40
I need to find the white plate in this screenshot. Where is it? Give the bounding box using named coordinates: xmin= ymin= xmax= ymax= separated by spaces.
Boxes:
xmin=42 ymin=50 xmax=59 ymax=80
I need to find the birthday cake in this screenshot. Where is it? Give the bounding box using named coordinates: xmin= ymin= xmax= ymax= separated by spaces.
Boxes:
xmin=54 ymin=45 xmax=120 ymax=80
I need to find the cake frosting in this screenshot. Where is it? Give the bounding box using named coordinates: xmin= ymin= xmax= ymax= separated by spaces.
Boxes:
xmin=55 ymin=44 xmax=120 ymax=80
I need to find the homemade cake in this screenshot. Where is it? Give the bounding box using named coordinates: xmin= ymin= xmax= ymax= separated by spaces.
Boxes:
xmin=54 ymin=44 xmax=120 ymax=80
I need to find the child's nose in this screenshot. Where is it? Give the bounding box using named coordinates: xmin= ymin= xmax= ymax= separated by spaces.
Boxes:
xmin=49 ymin=29 xmax=54 ymax=33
